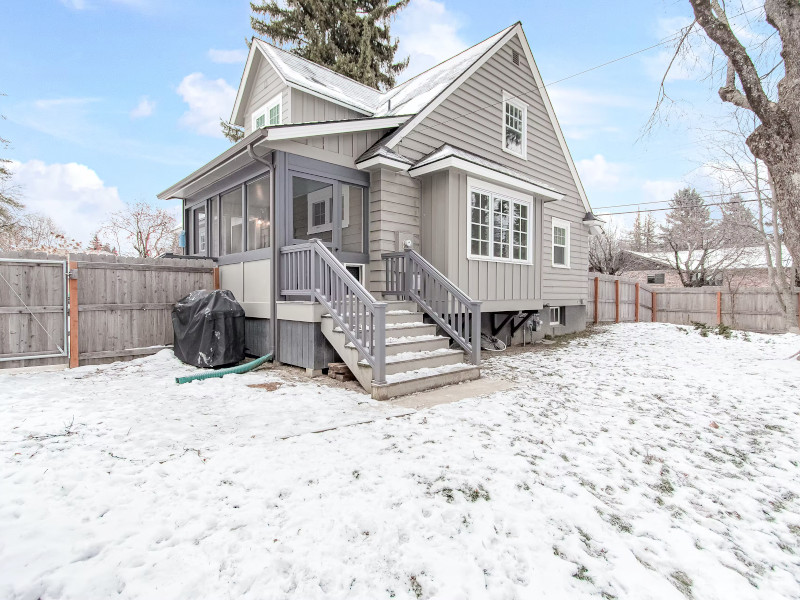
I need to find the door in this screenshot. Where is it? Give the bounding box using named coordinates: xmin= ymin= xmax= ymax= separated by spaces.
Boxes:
xmin=289 ymin=173 xmax=368 ymax=267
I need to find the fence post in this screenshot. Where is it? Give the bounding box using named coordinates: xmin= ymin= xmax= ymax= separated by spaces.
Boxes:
xmin=634 ymin=283 xmax=640 ymax=322
xmin=716 ymin=291 xmax=722 ymax=325
xmin=593 ymin=276 xmax=599 ymax=324
xmin=213 ymin=267 xmax=220 ymax=290
xmin=68 ymin=261 xmax=79 ymax=368
xmin=651 ymin=291 xmax=657 ymax=323
xmin=615 ymin=279 xmax=620 ymax=323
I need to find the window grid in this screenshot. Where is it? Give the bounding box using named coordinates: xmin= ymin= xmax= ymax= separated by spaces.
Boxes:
xmin=469 ymin=188 xmax=531 ymax=264
xmin=553 ymin=225 xmax=567 ymax=266
xmin=255 ymin=114 xmax=266 ymax=128
xmin=269 ymin=104 xmax=280 ymax=125
xmin=504 ymin=101 xmax=524 ymax=155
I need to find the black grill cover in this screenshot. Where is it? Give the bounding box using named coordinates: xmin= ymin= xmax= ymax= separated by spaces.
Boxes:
xmin=172 ymin=289 xmax=246 ymax=368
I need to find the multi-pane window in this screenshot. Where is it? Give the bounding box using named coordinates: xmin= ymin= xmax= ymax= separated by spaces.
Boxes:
xmin=311 ymin=199 xmax=328 ymax=228
xmin=552 ymin=218 xmax=570 ymax=268
xmin=503 ymin=93 xmax=526 ymax=158
xmin=469 ymin=187 xmax=531 ymax=263
xmin=550 ymin=306 xmax=564 ymax=326
xmin=253 ymin=93 xmax=281 ymax=130
xmin=255 ymin=114 xmax=266 ymax=129
xmin=269 ymin=103 xmax=280 ymax=125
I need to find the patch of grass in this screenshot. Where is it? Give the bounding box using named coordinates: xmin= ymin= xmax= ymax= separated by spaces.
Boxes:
xmin=608 ymin=513 xmax=633 ymax=534
xmin=409 ymin=575 xmax=423 ymax=599
xmin=352 ymin=470 xmax=360 ymax=479
xmin=670 ymin=570 xmax=693 ymax=598
xmin=459 ymin=484 xmax=490 ymax=502
xmin=573 ymin=565 xmax=593 ymax=583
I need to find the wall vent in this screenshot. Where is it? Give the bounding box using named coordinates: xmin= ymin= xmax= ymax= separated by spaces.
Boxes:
xmin=512 ymin=49 xmax=520 ymax=66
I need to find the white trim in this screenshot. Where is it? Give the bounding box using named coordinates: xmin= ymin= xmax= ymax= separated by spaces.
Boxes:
xmin=231 ymin=44 xmax=281 ymax=125
xmin=501 ymin=90 xmax=527 ymax=159
xmin=342 ymin=263 xmax=365 ymax=286
xmin=305 ymin=184 xmax=350 ymax=235
xmin=466 ymin=177 xmax=533 ymax=265
xmin=409 ymin=155 xmax=563 ymax=201
xmin=355 ymin=155 xmax=412 ymax=171
xmin=252 ymin=93 xmax=282 ymax=131
xmin=264 ymin=116 xmax=407 ymax=141
xmin=384 ymin=24 xmax=517 ymax=150
xmin=513 ymin=27 xmax=594 ymax=215
xmin=551 ymin=217 xmax=571 ymax=269
xmin=549 ymin=306 xmax=561 ymax=326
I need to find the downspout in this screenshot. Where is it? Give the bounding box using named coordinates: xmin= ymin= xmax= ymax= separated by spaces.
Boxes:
xmin=247 ymin=142 xmax=279 ymax=362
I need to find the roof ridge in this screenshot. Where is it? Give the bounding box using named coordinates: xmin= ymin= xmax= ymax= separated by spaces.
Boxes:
xmin=254 ymin=38 xmax=384 ymax=95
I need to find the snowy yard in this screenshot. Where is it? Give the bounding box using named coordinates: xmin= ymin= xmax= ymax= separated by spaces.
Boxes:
xmin=1 ymin=323 xmax=799 ymax=600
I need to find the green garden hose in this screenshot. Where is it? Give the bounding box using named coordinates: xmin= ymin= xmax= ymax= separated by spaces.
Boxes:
xmin=175 ymin=353 xmax=273 ymax=384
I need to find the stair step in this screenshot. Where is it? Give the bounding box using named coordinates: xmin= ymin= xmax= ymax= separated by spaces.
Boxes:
xmin=333 ymin=321 xmax=436 ymax=338
xmin=371 ymin=364 xmax=481 ymax=400
xmin=382 ymin=300 xmax=418 ymax=313
xmin=347 ymin=334 xmax=451 ymax=356
xmin=358 ymin=348 xmax=464 ymax=375
xmin=321 ymin=311 xmax=423 ymax=325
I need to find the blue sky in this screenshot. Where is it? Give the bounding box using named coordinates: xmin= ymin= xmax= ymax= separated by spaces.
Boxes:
xmin=2 ymin=0 xmax=738 ymax=243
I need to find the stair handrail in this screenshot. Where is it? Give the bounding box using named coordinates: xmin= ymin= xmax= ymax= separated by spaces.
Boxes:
xmin=281 ymin=239 xmax=387 ymax=384
xmin=383 ymin=248 xmax=481 ymax=365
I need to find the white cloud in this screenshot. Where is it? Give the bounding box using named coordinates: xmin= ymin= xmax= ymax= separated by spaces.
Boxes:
xmin=576 ymin=154 xmax=626 ymax=191
xmin=547 ymin=87 xmax=635 ymax=140
xmin=130 ymin=96 xmax=155 ymax=119
xmin=641 ymin=179 xmax=684 ymax=204
xmin=208 ymin=48 xmax=249 ymax=64
xmin=176 ymin=73 xmax=236 ymax=138
xmin=394 ymin=0 xmax=468 ymax=81
xmin=8 ymin=160 xmax=126 ymax=243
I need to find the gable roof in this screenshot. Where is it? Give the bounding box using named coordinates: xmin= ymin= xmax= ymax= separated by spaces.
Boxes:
xmin=231 ymin=24 xmax=515 ymax=125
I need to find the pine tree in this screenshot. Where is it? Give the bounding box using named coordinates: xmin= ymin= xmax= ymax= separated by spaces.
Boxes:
xmin=720 ymin=195 xmax=760 ymax=246
xmin=250 ymin=0 xmax=410 ymax=90
xmin=628 ymin=210 xmax=645 ymax=251
xmin=643 ymin=213 xmax=658 ymax=251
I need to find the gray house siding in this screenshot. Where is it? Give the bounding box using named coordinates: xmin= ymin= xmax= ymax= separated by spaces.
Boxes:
xmin=368 ymin=168 xmax=421 ymax=294
xmin=395 ymin=35 xmax=589 ymax=305
xmin=243 ymin=55 xmax=291 ymax=136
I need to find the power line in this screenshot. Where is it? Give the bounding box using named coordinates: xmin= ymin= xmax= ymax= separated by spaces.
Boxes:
xmin=598 ymin=196 xmax=761 ymax=217
xmin=411 ymin=6 xmax=763 ymax=139
xmin=593 ymin=189 xmax=766 ymax=210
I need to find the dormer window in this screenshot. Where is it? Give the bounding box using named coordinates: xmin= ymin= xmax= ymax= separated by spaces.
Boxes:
xmin=253 ymin=93 xmax=282 ymax=130
xmin=502 ymin=91 xmax=527 ymax=159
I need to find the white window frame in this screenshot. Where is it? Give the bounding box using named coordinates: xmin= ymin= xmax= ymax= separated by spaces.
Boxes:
xmin=551 ymin=217 xmax=571 ymax=269
xmin=466 ymin=178 xmax=533 ymax=265
xmin=549 ymin=306 xmax=562 ymax=326
xmin=502 ymin=91 xmax=527 ymax=160
xmin=252 ymin=93 xmax=282 ymax=130
xmin=306 ymin=186 xmax=349 ymax=235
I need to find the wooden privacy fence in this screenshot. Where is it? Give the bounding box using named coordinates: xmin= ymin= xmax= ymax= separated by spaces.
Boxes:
xmin=0 ymin=251 xmax=216 ymax=369
xmin=588 ymin=273 xmax=800 ymax=333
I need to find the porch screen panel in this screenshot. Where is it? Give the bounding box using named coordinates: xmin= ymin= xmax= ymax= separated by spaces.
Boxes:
xmin=193 ymin=206 xmax=206 ymax=255
xmin=210 ymin=197 xmax=219 ymax=256
xmin=292 ymin=176 xmax=333 ymax=243
xmin=341 ymin=184 xmax=364 ymax=253
xmin=221 ymin=188 xmax=243 ymax=255
xmin=247 ymin=176 xmax=270 ymax=251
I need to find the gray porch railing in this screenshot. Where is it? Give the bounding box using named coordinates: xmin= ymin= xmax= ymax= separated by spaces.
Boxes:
xmin=383 ymin=248 xmax=481 ymax=365
xmin=280 ymin=240 xmax=387 ymax=384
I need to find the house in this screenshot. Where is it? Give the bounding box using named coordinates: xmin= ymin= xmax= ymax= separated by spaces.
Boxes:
xmin=158 ymin=22 xmax=600 ymax=399
xmin=622 ymin=247 xmax=795 ymax=288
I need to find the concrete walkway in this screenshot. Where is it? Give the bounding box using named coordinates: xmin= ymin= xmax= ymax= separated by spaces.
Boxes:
xmin=388 ymin=377 xmax=516 ymax=409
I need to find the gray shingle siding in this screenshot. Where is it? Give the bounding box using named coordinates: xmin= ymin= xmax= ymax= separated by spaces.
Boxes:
xmin=243 ymin=55 xmax=291 ymax=136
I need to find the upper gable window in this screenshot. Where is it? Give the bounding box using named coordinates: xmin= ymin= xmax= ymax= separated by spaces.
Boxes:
xmin=253 ymin=93 xmax=282 ymax=130
xmin=502 ymin=91 xmax=527 ymax=159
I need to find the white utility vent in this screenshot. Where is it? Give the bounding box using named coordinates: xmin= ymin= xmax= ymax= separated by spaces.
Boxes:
xmin=512 ymin=49 xmax=520 ymax=66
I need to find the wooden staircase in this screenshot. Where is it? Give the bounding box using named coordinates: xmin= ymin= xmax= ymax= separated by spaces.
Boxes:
xmin=320 ymin=300 xmax=480 ymax=399
xmin=280 ymin=240 xmax=482 ymax=400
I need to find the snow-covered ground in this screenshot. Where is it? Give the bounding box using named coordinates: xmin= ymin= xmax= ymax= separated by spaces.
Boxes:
xmin=1 ymin=323 xmax=798 ymax=600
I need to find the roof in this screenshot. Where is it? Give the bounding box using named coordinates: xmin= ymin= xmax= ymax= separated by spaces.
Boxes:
xmin=233 ymin=24 xmax=516 ymax=124
xmin=406 ymin=144 xmax=564 ymax=201
xmin=628 ymin=247 xmax=794 ymax=271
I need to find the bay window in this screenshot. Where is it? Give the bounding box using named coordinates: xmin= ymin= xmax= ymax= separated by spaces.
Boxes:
xmin=469 ymin=182 xmax=532 ymax=264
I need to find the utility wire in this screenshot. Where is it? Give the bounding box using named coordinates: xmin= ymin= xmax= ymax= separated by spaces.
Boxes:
xmin=594 ymin=189 xmax=767 ymax=210
xmin=409 ymin=6 xmax=764 ymax=139
xmin=598 ymin=196 xmax=761 ymax=217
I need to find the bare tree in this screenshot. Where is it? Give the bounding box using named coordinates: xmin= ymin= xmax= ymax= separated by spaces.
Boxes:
xmin=589 ymin=225 xmax=630 ymax=274
xmin=701 ymin=111 xmax=796 ymax=327
xmin=0 ymin=212 xmax=83 ymax=253
xmin=1 ymin=93 xmax=24 ymax=232
xmin=658 ymin=1 xmax=800 ymax=281
xmin=101 ymin=201 xmax=179 ymax=258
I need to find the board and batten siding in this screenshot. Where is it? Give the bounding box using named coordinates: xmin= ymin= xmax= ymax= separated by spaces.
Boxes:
xmin=395 ymin=34 xmax=589 ymax=305
xmin=420 ymin=171 xmax=543 ymax=308
xmin=368 ymin=168 xmax=421 ymax=294
xmin=243 ymin=55 xmax=291 ymax=136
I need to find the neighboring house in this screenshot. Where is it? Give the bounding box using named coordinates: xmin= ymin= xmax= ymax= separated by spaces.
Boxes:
xmin=623 ymin=247 xmax=795 ymax=288
xmin=158 ymin=22 xmax=601 ymax=398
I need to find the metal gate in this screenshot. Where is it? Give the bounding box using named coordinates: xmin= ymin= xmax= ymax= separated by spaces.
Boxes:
xmin=0 ymin=257 xmax=68 ymax=366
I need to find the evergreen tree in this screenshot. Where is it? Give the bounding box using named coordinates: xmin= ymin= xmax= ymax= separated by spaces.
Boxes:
xmin=628 ymin=210 xmax=645 ymax=251
xmin=250 ymin=0 xmax=410 ymax=90
xmin=719 ymin=195 xmax=761 ymax=246
xmin=643 ymin=213 xmax=658 ymax=251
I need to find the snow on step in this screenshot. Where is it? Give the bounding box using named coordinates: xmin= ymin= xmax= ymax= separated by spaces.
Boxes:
xmin=384 ymin=362 xmax=474 ymax=384
xmin=333 ymin=321 xmax=431 ymax=333
xmin=358 ymin=348 xmax=461 ymax=366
